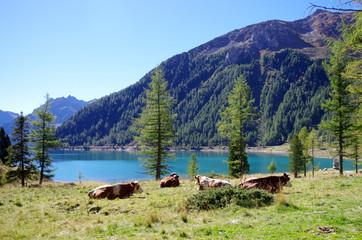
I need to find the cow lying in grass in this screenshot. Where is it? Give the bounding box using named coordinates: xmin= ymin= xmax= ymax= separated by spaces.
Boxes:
xmin=88 ymin=181 xmax=143 ymax=199
xmin=238 ymin=173 xmax=292 ymax=193
xmin=194 ymin=175 xmax=232 ymax=190
xmin=160 ymin=173 xmax=180 ymax=188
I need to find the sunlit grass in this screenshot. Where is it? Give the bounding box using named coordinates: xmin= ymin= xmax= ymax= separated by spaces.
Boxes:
xmin=0 ymin=171 xmax=361 ymax=239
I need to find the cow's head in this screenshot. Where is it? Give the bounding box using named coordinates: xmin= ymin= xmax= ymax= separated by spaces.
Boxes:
xmin=282 ymin=173 xmax=292 ymax=187
xmin=194 ymin=175 xmax=200 ymax=185
xmin=130 ymin=181 xmax=143 ymax=193
xmin=170 ymin=173 xmax=179 ymax=179
xmin=88 ymin=189 xmax=95 ymax=199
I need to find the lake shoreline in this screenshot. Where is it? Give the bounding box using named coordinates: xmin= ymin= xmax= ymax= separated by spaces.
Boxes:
xmin=54 ymin=143 xmax=335 ymax=159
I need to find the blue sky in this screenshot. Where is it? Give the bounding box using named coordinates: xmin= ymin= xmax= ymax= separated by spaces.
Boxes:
xmin=0 ymin=0 xmax=357 ymax=114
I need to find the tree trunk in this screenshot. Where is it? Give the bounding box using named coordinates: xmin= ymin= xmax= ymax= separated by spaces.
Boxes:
xmin=355 ymin=144 xmax=358 ymax=174
xmin=338 ymin=111 xmax=343 ymax=176
xmin=156 ymin=91 xmax=161 ymax=181
xmin=39 ymin=121 xmax=46 ymax=185
xmin=304 ymin=159 xmax=306 ymax=177
xmin=312 ymin=144 xmax=314 ymax=178
xmin=239 ymin=119 xmax=244 ymax=180
xmin=20 ymin=123 xmax=25 ymax=187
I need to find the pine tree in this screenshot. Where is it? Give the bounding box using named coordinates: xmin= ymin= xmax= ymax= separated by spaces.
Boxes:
xmin=31 ymin=94 xmax=61 ymax=185
xmin=288 ymin=135 xmax=304 ymax=178
xmin=267 ymin=159 xmax=277 ymax=174
xmin=0 ymin=127 xmax=11 ymax=164
xmin=6 ymin=112 xmax=35 ymax=187
xmin=218 ymin=74 xmax=257 ymax=179
xmin=132 ymin=68 xmax=177 ymax=180
xmin=186 ymin=153 xmax=199 ymax=179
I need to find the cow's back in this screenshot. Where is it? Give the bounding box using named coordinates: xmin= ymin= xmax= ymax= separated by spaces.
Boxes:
xmin=89 ymin=185 xmax=114 ymax=199
xmin=112 ymin=183 xmax=134 ymax=199
xmin=242 ymin=175 xmax=286 ymax=193
xmin=88 ymin=182 xmax=143 ymax=200
xmin=160 ymin=177 xmax=180 ymax=188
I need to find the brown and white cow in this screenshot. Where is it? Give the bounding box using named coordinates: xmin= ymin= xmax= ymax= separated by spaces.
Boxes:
xmin=88 ymin=181 xmax=143 ymax=200
xmin=238 ymin=173 xmax=292 ymax=193
xmin=194 ymin=175 xmax=232 ymax=190
xmin=160 ymin=173 xmax=180 ymax=188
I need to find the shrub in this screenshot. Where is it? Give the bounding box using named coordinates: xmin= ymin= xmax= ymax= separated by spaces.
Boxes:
xmin=186 ymin=186 xmax=273 ymax=210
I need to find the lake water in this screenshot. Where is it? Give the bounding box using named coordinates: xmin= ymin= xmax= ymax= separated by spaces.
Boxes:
xmin=51 ymin=150 xmax=355 ymax=183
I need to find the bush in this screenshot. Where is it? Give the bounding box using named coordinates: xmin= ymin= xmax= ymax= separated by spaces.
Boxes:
xmin=186 ymin=186 xmax=274 ymax=210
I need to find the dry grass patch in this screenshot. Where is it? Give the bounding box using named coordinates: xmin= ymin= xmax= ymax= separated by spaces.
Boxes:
xmin=0 ymin=172 xmax=361 ymax=239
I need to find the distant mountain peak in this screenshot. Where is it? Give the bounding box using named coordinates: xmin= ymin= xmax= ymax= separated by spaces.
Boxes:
xmin=1 ymin=96 xmax=92 ymax=134
xmin=0 ymin=110 xmax=18 ymax=126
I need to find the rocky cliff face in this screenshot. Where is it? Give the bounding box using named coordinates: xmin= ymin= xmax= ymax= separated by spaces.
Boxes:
xmin=190 ymin=10 xmax=354 ymax=63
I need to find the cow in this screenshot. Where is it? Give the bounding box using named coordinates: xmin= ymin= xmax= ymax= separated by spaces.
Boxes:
xmin=194 ymin=175 xmax=232 ymax=190
xmin=238 ymin=173 xmax=292 ymax=193
xmin=88 ymin=181 xmax=143 ymax=200
xmin=160 ymin=173 xmax=180 ymax=188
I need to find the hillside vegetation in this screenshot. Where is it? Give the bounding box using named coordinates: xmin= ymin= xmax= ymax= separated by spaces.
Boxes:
xmin=57 ymin=10 xmax=353 ymax=148
xmin=58 ymin=49 xmax=329 ymax=148
xmin=1 ymin=172 xmax=361 ymax=239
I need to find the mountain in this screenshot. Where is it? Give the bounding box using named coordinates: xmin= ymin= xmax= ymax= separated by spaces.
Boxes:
xmin=56 ymin=10 xmax=355 ymax=147
xmin=27 ymin=95 xmax=94 ymax=126
xmin=0 ymin=110 xmax=18 ymax=127
xmin=1 ymin=95 xmax=93 ymax=135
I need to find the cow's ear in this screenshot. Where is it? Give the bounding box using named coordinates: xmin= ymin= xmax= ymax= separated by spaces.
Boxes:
xmin=131 ymin=181 xmax=139 ymax=187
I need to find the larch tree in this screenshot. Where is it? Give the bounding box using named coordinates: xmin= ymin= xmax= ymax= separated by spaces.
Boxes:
xmin=298 ymin=126 xmax=309 ymax=177
xmin=267 ymin=159 xmax=277 ymax=174
xmin=186 ymin=153 xmax=199 ymax=179
xmin=343 ymin=11 xmax=362 ymax=174
xmin=31 ymin=94 xmax=61 ymax=185
xmin=218 ymin=74 xmax=257 ymax=179
xmin=322 ymin=21 xmax=359 ymax=176
xmin=6 ymin=112 xmax=35 ymax=187
xmin=307 ymin=128 xmax=317 ymax=177
xmin=288 ymin=135 xmax=305 ymax=178
xmin=349 ymin=130 xmax=361 ymax=173
xmin=312 ymin=1 xmax=361 ymax=176
xmin=132 ymin=68 xmax=177 ymax=180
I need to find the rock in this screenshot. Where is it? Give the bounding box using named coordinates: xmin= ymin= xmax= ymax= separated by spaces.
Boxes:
xmin=89 ymin=206 xmax=101 ymax=213
xmin=317 ymin=226 xmax=335 ymax=234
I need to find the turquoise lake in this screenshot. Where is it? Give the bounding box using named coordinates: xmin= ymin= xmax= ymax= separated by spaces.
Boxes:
xmin=51 ymin=150 xmax=355 ymax=183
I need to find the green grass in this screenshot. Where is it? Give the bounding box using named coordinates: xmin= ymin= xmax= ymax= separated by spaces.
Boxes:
xmin=0 ymin=172 xmax=361 ymax=239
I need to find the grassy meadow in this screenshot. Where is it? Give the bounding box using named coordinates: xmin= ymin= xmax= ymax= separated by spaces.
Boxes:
xmin=0 ymin=170 xmax=361 ymax=239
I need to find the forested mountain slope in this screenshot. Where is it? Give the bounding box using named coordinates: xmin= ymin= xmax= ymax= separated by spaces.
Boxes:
xmin=56 ymin=10 xmax=354 ymax=147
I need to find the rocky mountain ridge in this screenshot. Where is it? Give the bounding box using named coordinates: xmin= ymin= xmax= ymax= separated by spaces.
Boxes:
xmin=190 ymin=10 xmax=353 ymax=63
